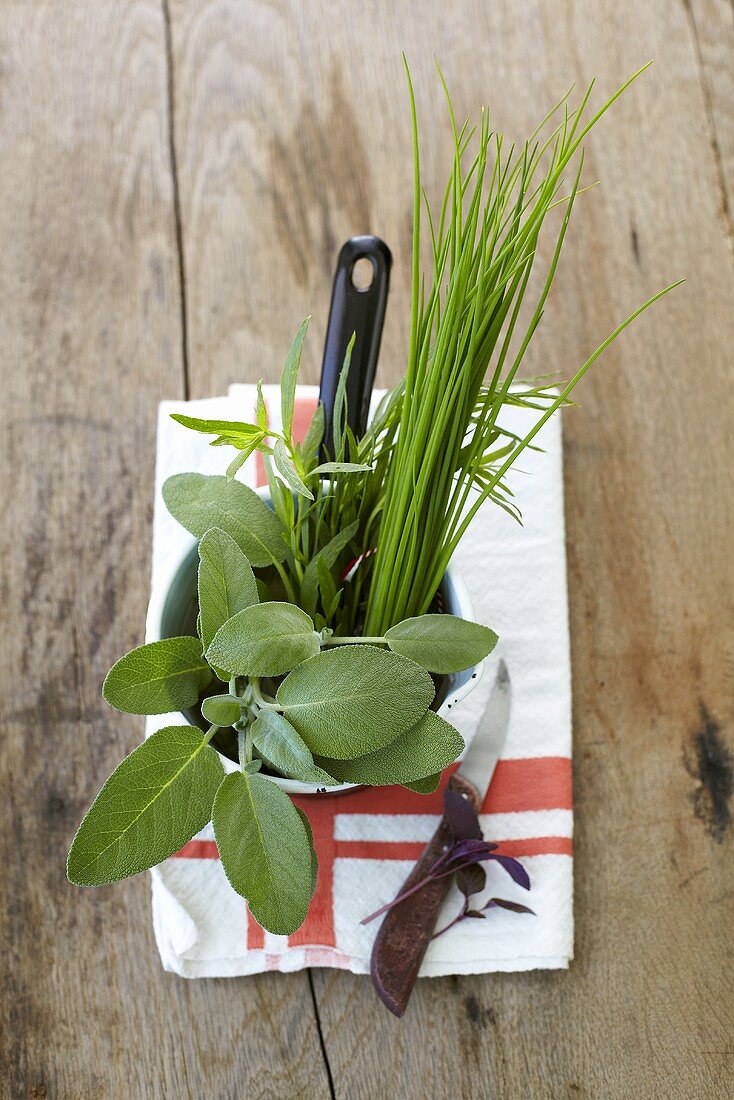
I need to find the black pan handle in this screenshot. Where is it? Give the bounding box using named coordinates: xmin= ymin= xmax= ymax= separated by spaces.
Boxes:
xmin=319 ymin=236 xmax=392 ymax=457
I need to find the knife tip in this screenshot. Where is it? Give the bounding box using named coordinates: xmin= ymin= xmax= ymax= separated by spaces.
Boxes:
xmin=371 ymin=954 xmax=408 ymax=1017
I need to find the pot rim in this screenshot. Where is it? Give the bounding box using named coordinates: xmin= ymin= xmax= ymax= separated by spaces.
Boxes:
xmin=146 ymin=486 xmax=483 ymax=795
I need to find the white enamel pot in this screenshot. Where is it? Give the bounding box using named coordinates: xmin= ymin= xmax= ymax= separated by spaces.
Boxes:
xmin=148 ymin=492 xmax=483 ymax=796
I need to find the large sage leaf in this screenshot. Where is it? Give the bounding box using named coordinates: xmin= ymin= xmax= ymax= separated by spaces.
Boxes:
xmin=162 ymin=473 xmax=288 ymax=567
xmin=198 ymin=527 xmax=259 ymax=650
xmin=317 ymin=711 xmax=463 ymax=785
xmin=276 ymin=645 xmax=434 ymax=758
xmin=207 ymin=602 xmax=320 ymax=677
xmin=251 ymin=711 xmax=337 ymax=785
xmin=295 ymin=807 xmax=319 ymax=897
xmin=67 ymin=726 xmax=225 ymax=886
xmin=404 ymin=772 xmax=441 ymax=794
xmin=103 ymin=637 xmax=212 ymax=715
xmin=385 ymin=614 xmax=498 ymax=674
xmin=212 ymin=771 xmax=313 ymax=935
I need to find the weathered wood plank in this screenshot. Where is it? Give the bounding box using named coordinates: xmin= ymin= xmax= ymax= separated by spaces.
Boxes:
xmin=167 ymin=0 xmax=734 ymax=1096
xmin=4 ymin=0 xmax=731 ymax=1095
xmin=684 ymin=0 xmax=734 ymax=236
xmin=0 ymin=3 xmax=329 ymax=1097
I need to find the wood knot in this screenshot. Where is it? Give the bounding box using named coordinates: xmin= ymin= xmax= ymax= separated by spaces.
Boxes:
xmin=685 ymin=704 xmax=733 ymax=843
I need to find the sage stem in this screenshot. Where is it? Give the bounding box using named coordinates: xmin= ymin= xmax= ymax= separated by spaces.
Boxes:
xmin=250 ymin=677 xmax=281 ymax=711
xmin=204 ymin=724 xmax=220 ymax=746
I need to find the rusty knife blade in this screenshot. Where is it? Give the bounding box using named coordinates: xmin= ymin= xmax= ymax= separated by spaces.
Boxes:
xmin=369 ymin=660 xmax=512 ymax=1016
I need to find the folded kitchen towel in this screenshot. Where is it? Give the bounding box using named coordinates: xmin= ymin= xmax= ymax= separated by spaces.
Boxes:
xmin=145 ymin=385 xmax=574 ymax=978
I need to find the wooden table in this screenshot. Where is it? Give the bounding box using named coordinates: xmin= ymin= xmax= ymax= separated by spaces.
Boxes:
xmin=2 ymin=2 xmax=732 ymax=1097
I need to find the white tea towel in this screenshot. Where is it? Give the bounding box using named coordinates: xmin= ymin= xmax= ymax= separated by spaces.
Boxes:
xmin=145 ymin=385 xmax=573 ymax=978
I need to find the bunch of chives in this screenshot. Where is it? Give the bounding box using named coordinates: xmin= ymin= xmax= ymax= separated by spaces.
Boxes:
xmin=363 ymin=62 xmax=680 ymax=636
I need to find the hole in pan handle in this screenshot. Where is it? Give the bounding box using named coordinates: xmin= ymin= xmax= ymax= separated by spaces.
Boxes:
xmin=318 ymin=235 xmax=392 ymax=459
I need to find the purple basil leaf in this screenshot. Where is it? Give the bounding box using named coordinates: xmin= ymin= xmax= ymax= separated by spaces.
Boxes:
xmin=456 ymin=862 xmax=486 ymax=900
xmin=483 ymin=897 xmax=535 ymax=915
xmin=491 ymin=854 xmax=531 ymax=890
xmin=448 ymin=838 xmax=498 ymax=864
xmin=444 ymin=787 xmax=482 ymax=841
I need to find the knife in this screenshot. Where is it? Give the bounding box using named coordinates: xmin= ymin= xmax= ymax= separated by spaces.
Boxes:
xmin=369 ymin=659 xmax=512 ymax=1017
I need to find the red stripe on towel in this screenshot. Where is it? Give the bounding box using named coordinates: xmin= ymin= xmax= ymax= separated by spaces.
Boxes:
xmin=333 ymin=836 xmax=573 ymax=860
xmin=175 ymin=839 xmax=218 ymax=859
xmin=287 ymin=803 xmax=337 ymax=947
xmin=173 ymin=833 xmax=573 ymax=866
xmin=292 ymin=394 xmax=319 ymax=441
xmin=172 ymin=758 xmax=572 ymax=861
xmin=481 ymin=757 xmax=573 ymax=813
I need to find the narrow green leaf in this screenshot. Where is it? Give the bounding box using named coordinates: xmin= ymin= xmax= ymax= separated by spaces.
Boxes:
xmin=311 ymin=461 xmax=373 ymax=475
xmin=368 ymin=382 xmax=403 ymax=436
xmin=317 ymin=711 xmax=463 ymax=785
xmin=225 ymin=449 xmax=249 ymax=481
xmin=385 ymin=614 xmax=498 ymax=673
xmin=162 ymin=473 xmax=288 ymax=567
xmin=300 ymin=519 xmax=359 ymax=615
xmin=171 ymin=413 xmax=262 ymax=441
xmin=201 ymin=694 xmax=242 ymax=727
xmin=325 ymin=588 xmax=343 ymax=620
xmin=212 ymin=771 xmax=313 ymax=935
xmin=331 ymin=333 xmax=355 ymax=459
xmin=277 ymin=645 xmax=434 ymax=758
xmin=225 ymin=434 xmax=264 ymax=481
xmin=103 ymin=637 xmax=212 ymax=715
xmin=280 ymin=318 xmax=309 ymax=440
xmin=251 ymin=711 xmax=338 ymax=785
xmin=207 ymin=602 xmax=320 ymax=677
xmin=256 ymin=379 xmax=268 ymax=431
xmin=273 ymin=438 xmax=313 ymax=500
xmin=67 ymin=726 xmax=225 ymax=886
xmin=316 ymin=557 xmax=337 ymax=615
xmin=266 ymin=460 xmax=295 ymax=530
xmin=198 ymin=527 xmax=259 ymax=651
xmin=301 ymin=402 xmax=325 ymax=469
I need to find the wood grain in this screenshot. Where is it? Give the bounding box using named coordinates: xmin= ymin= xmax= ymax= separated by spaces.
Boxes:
xmin=684 ymin=0 xmax=734 ymax=234
xmin=2 ymin=0 xmax=733 ymax=1096
xmin=0 ymin=3 xmax=329 ymax=1098
xmin=168 ymin=1 xmax=734 ymax=1097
